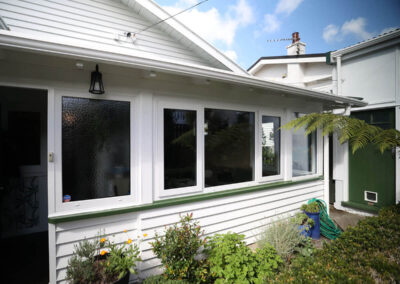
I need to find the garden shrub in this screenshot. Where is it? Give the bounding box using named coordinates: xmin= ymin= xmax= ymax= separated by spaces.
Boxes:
xmin=204 ymin=232 xmax=281 ymax=283
xmin=142 ymin=275 xmax=191 ymax=284
xmin=257 ymin=216 xmax=304 ymax=261
xmin=274 ymin=204 xmax=400 ymax=283
xmin=150 ymin=213 xmax=206 ymax=282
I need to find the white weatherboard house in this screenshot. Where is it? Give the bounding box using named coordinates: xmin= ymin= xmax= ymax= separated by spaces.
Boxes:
xmin=248 ymin=32 xmax=333 ymax=93
xmin=328 ymin=29 xmax=400 ymax=215
xmin=0 ymin=1 xmax=365 ymax=283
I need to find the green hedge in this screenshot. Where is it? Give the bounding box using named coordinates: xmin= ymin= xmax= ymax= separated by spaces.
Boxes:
xmin=273 ymin=204 xmax=400 ymax=283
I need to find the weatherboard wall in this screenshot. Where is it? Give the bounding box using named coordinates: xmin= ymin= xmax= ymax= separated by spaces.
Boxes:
xmin=0 ymin=0 xmax=226 ymax=70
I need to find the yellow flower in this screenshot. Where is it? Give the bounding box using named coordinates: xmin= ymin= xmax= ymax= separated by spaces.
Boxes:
xmin=143 ymin=233 xmax=148 ymax=237
xmin=100 ymin=238 xmax=106 ymax=243
xmin=127 ymin=238 xmax=132 ymax=244
xmin=100 ymin=250 xmax=107 ymax=256
xmin=123 ymin=229 xmax=127 ymax=233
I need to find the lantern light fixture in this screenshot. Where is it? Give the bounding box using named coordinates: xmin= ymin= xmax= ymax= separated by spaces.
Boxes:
xmin=89 ymin=64 xmax=105 ymax=95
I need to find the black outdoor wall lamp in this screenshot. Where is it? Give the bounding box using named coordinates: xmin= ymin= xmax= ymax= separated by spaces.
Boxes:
xmin=89 ymin=64 xmax=105 ymax=95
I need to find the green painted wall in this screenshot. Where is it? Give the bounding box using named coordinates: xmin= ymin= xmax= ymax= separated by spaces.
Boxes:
xmin=349 ymin=108 xmax=396 ymax=210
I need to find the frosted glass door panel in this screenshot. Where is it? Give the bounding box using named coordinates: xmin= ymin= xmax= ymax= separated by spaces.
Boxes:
xmin=62 ymin=97 xmax=130 ymax=202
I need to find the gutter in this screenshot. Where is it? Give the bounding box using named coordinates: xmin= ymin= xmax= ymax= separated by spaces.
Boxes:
xmin=0 ymin=31 xmax=367 ymax=107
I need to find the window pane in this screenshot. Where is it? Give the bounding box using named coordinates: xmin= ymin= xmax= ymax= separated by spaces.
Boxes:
xmin=205 ymin=109 xmax=254 ymax=187
xmin=292 ymin=127 xmax=316 ymax=177
xmin=62 ymin=97 xmax=130 ymax=202
xmin=262 ymin=116 xmax=280 ymax=177
xmin=164 ymin=109 xmax=197 ymax=190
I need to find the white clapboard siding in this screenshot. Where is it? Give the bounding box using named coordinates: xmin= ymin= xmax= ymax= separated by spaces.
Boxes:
xmin=52 ymin=180 xmax=324 ymax=282
xmin=138 ymin=180 xmax=324 ymax=275
xmin=0 ymin=0 xmax=227 ymax=69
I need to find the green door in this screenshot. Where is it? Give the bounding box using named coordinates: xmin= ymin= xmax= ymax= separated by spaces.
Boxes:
xmin=349 ymin=108 xmax=396 ymax=210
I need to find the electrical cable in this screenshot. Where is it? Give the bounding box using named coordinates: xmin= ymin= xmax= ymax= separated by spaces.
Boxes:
xmin=131 ymin=0 xmax=209 ymax=36
xmin=307 ymin=198 xmax=342 ymax=240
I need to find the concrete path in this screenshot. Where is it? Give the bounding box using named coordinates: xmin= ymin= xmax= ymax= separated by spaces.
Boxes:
xmin=329 ymin=205 xmax=366 ymax=231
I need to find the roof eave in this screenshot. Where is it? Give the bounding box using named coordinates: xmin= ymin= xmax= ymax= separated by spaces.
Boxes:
xmin=0 ymin=31 xmax=367 ymax=108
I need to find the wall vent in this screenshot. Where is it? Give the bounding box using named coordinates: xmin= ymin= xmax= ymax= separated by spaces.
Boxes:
xmin=364 ymin=191 xmax=378 ymax=203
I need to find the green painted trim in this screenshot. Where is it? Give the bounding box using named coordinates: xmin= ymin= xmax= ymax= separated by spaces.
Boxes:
xmin=325 ymin=51 xmax=332 ymax=65
xmin=48 ymin=176 xmax=323 ymax=224
xmin=341 ymin=201 xmax=379 ymax=214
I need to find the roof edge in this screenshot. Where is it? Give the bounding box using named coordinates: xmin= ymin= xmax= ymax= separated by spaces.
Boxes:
xmin=122 ymin=0 xmax=248 ymax=75
xmin=0 ymin=30 xmax=367 ymax=108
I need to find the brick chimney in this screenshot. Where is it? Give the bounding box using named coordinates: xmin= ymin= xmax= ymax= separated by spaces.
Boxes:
xmin=286 ymin=32 xmax=306 ymax=55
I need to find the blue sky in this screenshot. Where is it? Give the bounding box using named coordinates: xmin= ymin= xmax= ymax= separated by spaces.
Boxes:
xmin=155 ymin=0 xmax=400 ymax=70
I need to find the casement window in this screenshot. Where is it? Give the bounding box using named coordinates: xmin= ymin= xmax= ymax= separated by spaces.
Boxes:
xmin=261 ymin=115 xmax=281 ymax=178
xmin=204 ymin=108 xmax=255 ymax=187
xmin=292 ymin=121 xmax=317 ymax=177
xmin=56 ymin=95 xmax=136 ymax=211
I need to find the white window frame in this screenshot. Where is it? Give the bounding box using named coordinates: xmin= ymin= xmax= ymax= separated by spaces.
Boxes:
xmin=202 ymin=103 xmax=258 ymax=194
xmin=155 ymin=100 xmax=204 ymax=199
xmin=54 ymin=92 xmax=138 ymax=212
xmin=257 ymin=111 xmax=284 ymax=183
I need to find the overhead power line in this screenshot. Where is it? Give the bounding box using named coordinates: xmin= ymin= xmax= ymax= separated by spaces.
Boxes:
xmin=130 ymin=0 xmax=209 ymax=36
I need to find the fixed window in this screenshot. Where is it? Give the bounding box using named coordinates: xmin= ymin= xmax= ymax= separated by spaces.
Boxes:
xmin=261 ymin=116 xmax=281 ymax=177
xmin=164 ymin=109 xmax=197 ymax=190
xmin=292 ymin=120 xmax=316 ymax=177
xmin=62 ymin=97 xmax=130 ymax=202
xmin=205 ymin=108 xmax=255 ymax=187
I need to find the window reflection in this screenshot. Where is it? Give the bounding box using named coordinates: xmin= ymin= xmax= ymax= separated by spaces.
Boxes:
xmin=205 ymin=109 xmax=254 ymax=187
xmin=62 ymin=97 xmax=130 ymax=202
xmin=262 ymin=116 xmax=280 ymax=177
xmin=164 ymin=109 xmax=197 ymax=190
xmin=292 ymin=126 xmax=316 ymax=177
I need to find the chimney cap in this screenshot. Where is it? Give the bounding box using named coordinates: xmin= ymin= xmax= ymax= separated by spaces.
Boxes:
xmin=292 ymin=32 xmax=300 ymax=43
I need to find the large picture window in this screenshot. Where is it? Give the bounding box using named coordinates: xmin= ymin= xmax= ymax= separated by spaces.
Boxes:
xmin=292 ymin=125 xmax=316 ymax=177
xmin=261 ymin=116 xmax=280 ymax=177
xmin=164 ymin=109 xmax=197 ymax=190
xmin=62 ymin=97 xmax=130 ymax=202
xmin=205 ymin=108 xmax=255 ymax=187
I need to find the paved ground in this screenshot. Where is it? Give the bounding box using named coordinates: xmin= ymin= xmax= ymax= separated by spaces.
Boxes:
xmin=329 ymin=205 xmax=366 ymax=231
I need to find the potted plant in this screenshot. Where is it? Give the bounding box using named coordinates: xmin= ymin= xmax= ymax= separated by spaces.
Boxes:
xmin=292 ymin=212 xmax=315 ymax=237
xmin=300 ymin=202 xmax=321 ymax=239
xmin=66 ymin=231 xmax=142 ymax=284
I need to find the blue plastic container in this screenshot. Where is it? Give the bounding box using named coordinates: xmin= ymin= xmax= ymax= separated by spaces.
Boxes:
xmin=298 ymin=225 xmax=312 ymax=238
xmin=304 ymin=211 xmax=320 ymax=239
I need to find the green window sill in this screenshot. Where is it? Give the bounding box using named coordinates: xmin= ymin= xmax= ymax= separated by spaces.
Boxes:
xmin=48 ymin=176 xmax=323 ymax=224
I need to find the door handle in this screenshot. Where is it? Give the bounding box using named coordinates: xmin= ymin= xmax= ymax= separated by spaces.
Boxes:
xmin=49 ymin=152 xmax=54 ymax=163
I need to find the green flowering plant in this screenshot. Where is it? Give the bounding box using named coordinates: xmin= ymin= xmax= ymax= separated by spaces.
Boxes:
xmin=150 ymin=213 xmax=206 ymax=282
xmin=66 ymin=230 xmax=142 ymax=284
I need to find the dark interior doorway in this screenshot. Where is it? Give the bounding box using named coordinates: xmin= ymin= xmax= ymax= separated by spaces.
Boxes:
xmin=0 ymin=86 xmax=48 ymax=283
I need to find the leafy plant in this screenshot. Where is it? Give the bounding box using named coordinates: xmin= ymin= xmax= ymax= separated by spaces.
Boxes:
xmin=274 ymin=203 xmax=400 ymax=283
xmin=204 ymin=232 xmax=281 ymax=283
xmin=257 ymin=217 xmax=304 ymax=262
xmin=282 ymin=112 xmax=400 ymax=154
xmin=143 ymin=275 xmax=191 ymax=284
xmin=150 ymin=213 xmax=206 ymax=282
xmin=66 ymin=231 xmax=141 ymax=284
xmin=291 ymin=212 xmax=314 ymax=231
xmin=300 ymin=202 xmax=320 ymax=213
xmin=294 ymin=237 xmax=316 ymax=257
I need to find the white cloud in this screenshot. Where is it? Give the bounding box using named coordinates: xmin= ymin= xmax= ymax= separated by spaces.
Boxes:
xmin=323 ymin=24 xmax=339 ymax=42
xmin=323 ymin=17 xmax=375 ymax=43
xmin=341 ymin=17 xmax=372 ymax=40
xmin=224 ymin=50 xmax=238 ymax=61
xmin=163 ymin=0 xmax=254 ymax=47
xmin=275 ymin=0 xmax=304 ymax=15
xmin=263 ymin=14 xmax=280 ymax=33
xmin=260 ymin=0 xmax=303 ymax=34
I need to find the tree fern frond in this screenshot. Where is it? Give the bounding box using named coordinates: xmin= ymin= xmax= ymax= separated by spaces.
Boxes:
xmin=283 ymin=113 xmax=400 ymax=154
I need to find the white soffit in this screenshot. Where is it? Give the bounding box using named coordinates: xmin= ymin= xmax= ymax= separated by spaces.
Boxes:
xmin=120 ymin=0 xmax=248 ymax=75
